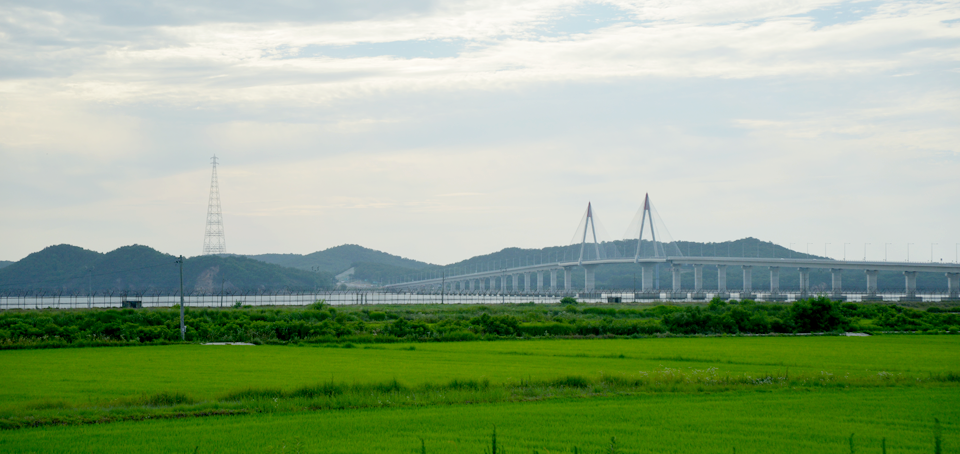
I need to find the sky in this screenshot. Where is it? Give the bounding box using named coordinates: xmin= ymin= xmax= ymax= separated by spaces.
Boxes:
xmin=1 ymin=0 xmax=958 ymax=265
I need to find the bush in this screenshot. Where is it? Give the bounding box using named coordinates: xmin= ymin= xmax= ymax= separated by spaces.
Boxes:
xmin=790 ymin=296 xmax=848 ymax=333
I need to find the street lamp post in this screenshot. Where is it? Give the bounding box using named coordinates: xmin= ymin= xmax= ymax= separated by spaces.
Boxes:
xmin=176 ymin=256 xmax=185 ymax=341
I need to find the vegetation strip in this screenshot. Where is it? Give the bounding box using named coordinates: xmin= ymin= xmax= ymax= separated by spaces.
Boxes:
xmin=1 ymin=297 xmax=958 ymax=349
xmin=4 ymin=368 xmax=958 ymax=431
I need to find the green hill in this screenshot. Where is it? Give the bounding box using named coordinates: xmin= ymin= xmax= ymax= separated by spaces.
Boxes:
xmin=0 ymin=244 xmax=335 ymax=294
xmin=0 ymin=261 xmax=13 ymax=270
xmin=375 ymin=238 xmax=949 ymax=292
xmin=249 ymin=244 xmax=431 ymax=274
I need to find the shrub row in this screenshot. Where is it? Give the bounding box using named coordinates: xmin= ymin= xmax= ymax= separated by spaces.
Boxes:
xmin=1 ymin=297 xmax=958 ymax=348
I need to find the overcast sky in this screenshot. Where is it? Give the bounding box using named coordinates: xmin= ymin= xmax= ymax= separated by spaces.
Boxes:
xmin=1 ymin=0 xmax=958 ymax=265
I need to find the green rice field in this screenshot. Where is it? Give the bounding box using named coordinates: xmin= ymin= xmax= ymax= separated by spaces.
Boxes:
xmin=1 ymin=336 xmax=958 ymax=452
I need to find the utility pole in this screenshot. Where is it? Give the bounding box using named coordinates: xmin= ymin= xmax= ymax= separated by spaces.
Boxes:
xmin=87 ymin=265 xmax=93 ymax=308
xmin=177 ymin=256 xmax=185 ymax=341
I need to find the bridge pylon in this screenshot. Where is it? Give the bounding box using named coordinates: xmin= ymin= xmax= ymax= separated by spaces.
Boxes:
xmin=576 ymin=202 xmax=602 ymax=266
xmin=626 ymin=193 xmax=682 ymax=261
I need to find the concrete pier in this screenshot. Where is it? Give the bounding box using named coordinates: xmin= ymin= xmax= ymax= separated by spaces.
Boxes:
xmin=900 ymin=271 xmax=920 ymax=302
xmin=716 ymin=264 xmax=728 ymax=299
xmin=524 ymin=273 xmax=531 ymax=294
xmin=831 ymin=269 xmax=845 ymax=301
xmin=768 ymin=266 xmax=786 ymax=301
xmin=670 ymin=264 xmax=685 ymax=299
xmin=564 ymin=267 xmax=572 ymax=292
xmin=864 ymin=270 xmax=881 ymax=301
xmin=741 ymin=265 xmax=754 ymax=300
xmin=947 ymin=273 xmax=960 ymax=301
xmin=550 ymin=269 xmax=558 ymax=292
xmin=583 ymin=265 xmax=597 ymax=292
xmin=637 ymin=263 xmax=658 ymax=299
xmin=798 ymin=267 xmax=810 ymax=297
xmin=537 ymin=271 xmax=544 ymax=293
xmin=692 ymin=264 xmax=705 ymax=300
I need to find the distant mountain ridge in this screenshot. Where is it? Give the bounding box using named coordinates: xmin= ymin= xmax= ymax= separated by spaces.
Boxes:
xmin=0 ymin=261 xmax=13 ymax=270
xmin=248 ymin=244 xmax=431 ymax=274
xmin=346 ymin=238 xmax=945 ymax=292
xmin=0 ymin=244 xmax=334 ymax=294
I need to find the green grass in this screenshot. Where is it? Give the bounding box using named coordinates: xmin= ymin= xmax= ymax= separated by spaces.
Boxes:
xmin=0 ymin=387 xmax=955 ymax=453
xmin=1 ymin=336 xmax=957 ymax=452
xmin=1 ymin=336 xmax=957 ymax=410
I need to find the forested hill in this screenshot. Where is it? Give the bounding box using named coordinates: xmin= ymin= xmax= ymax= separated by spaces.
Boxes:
xmin=0 ymin=261 xmax=12 ymax=270
xmin=357 ymin=238 xmax=946 ymax=291
xmin=343 ymin=238 xmax=825 ymax=286
xmin=0 ymin=245 xmax=335 ymax=294
xmin=249 ymin=244 xmax=431 ymax=274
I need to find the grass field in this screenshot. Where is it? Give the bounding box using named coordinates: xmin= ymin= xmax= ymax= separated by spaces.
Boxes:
xmin=1 ymin=387 xmax=956 ymax=453
xmin=1 ymin=336 xmax=958 ymax=452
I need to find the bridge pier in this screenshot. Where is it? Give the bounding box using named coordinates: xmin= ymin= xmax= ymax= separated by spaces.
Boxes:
xmin=537 ymin=271 xmax=544 ymax=293
xmin=947 ymin=273 xmax=960 ymax=301
xmin=583 ymin=265 xmax=598 ymax=292
xmin=798 ymin=267 xmax=810 ymax=298
xmin=900 ymin=271 xmax=920 ymax=302
xmin=741 ymin=265 xmax=755 ymax=300
xmin=716 ymin=265 xmax=728 ymax=299
xmin=550 ymin=269 xmax=558 ymax=292
xmin=692 ymin=264 xmax=705 ymax=300
xmin=831 ymin=269 xmax=845 ymax=301
xmin=637 ymin=263 xmax=658 ymax=299
xmin=499 ymin=275 xmax=506 ymax=293
xmin=768 ymin=266 xmax=785 ymax=301
xmin=563 ymin=267 xmax=572 ymax=293
xmin=669 ymin=264 xmax=685 ymax=299
xmin=479 ymin=278 xmax=486 ymax=293
xmin=469 ymin=280 xmax=476 ymax=292
xmin=523 ymin=273 xmax=531 ymax=294
xmin=863 ymin=270 xmax=881 ymax=301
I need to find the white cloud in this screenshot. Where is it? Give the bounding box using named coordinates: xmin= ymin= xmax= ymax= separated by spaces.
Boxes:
xmin=0 ymin=0 xmax=958 ymax=263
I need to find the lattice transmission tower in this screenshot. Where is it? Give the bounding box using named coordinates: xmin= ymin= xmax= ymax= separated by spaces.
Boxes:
xmin=202 ymin=155 xmax=227 ymax=255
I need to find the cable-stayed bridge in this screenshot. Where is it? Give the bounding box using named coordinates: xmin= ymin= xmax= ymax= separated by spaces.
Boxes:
xmin=386 ymin=194 xmax=960 ymax=302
